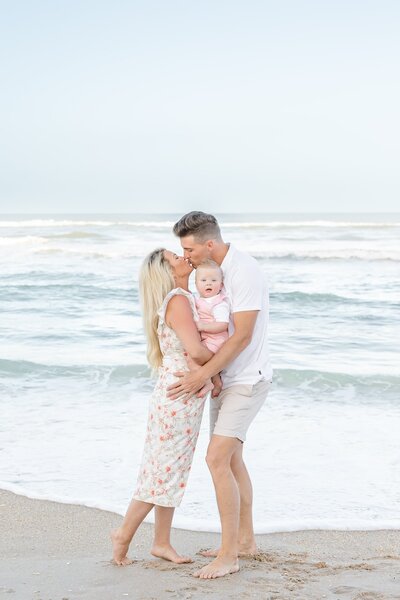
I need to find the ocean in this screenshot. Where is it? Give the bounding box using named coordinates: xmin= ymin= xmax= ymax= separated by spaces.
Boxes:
xmin=1 ymin=213 xmax=399 ymax=532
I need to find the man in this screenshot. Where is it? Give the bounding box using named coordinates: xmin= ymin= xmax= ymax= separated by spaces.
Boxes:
xmin=168 ymin=211 xmax=273 ymax=579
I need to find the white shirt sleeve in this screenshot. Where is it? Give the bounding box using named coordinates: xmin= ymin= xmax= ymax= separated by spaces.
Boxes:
xmin=230 ymin=262 xmax=264 ymax=313
xmin=212 ymin=299 xmax=230 ymax=322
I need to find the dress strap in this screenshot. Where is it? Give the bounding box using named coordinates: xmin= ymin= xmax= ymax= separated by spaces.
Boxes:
xmin=158 ymin=288 xmax=199 ymax=325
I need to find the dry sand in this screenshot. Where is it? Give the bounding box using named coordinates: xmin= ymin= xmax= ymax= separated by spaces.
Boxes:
xmin=1 ymin=489 xmax=399 ymax=599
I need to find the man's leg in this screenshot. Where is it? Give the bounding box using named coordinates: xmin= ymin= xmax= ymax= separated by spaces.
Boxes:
xmin=200 ymin=443 xmax=258 ymax=557
xmin=231 ymin=444 xmax=258 ymax=553
xmin=193 ymin=434 xmax=241 ymax=579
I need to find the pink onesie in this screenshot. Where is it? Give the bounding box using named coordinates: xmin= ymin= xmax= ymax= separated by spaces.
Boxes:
xmin=195 ymin=292 xmax=230 ymax=353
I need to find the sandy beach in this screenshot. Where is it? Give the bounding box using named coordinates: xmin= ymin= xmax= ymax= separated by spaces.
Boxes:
xmin=1 ymin=490 xmax=399 ymax=599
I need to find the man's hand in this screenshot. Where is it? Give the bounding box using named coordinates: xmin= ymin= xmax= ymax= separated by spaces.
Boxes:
xmin=167 ymin=369 xmax=208 ymax=400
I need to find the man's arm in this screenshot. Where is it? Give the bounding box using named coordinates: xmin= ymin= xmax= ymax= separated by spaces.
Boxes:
xmin=167 ymin=310 xmax=258 ymax=399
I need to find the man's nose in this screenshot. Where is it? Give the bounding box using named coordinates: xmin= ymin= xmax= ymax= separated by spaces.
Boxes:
xmin=183 ymin=251 xmax=190 ymax=259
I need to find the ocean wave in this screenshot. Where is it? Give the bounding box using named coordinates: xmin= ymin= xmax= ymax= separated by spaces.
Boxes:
xmin=274 ymin=368 xmax=400 ymax=396
xmin=2 ymin=243 xmax=398 ymax=262
xmin=47 ymin=231 xmax=105 ymax=239
xmin=223 ymin=221 xmax=400 ymax=229
xmin=0 ymin=281 xmax=137 ymax=299
xmin=0 ymin=235 xmax=47 ymax=246
xmin=271 ymin=291 xmax=399 ymax=307
xmin=1 ymin=359 xmax=398 ymax=394
xmin=0 ymin=359 xmax=150 ymax=380
xmin=0 ymin=219 xmax=176 ymax=228
xmin=0 ymin=218 xmax=399 ymax=229
xmin=255 ymin=250 xmax=400 ymax=261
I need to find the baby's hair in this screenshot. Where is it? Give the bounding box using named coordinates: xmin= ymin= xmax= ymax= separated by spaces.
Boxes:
xmin=195 ymin=259 xmax=223 ymax=279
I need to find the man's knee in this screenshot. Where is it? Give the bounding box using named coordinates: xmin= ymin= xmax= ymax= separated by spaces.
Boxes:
xmin=205 ymin=449 xmax=227 ymax=472
xmin=206 ymin=437 xmax=238 ymax=472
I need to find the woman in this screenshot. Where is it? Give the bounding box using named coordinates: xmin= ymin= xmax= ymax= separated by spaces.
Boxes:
xmin=111 ymin=248 xmax=214 ymax=565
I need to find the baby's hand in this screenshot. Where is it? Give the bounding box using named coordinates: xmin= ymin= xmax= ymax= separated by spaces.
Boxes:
xmin=211 ymin=373 xmax=223 ymax=398
xmin=196 ymin=321 xmax=204 ymax=331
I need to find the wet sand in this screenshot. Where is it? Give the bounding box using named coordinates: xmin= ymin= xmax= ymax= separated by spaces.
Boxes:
xmin=1 ymin=489 xmax=399 ymax=599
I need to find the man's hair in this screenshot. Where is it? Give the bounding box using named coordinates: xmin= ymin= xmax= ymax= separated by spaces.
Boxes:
xmin=173 ymin=211 xmax=221 ymax=242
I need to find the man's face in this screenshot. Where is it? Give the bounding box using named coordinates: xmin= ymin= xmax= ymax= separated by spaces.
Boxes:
xmin=179 ymin=235 xmax=211 ymax=268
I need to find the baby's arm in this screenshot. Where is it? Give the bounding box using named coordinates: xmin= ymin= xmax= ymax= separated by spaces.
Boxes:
xmin=196 ymin=321 xmax=228 ymax=333
xmin=197 ymin=297 xmax=230 ymax=333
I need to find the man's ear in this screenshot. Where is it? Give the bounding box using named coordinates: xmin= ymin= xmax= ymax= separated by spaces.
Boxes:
xmin=206 ymin=240 xmax=214 ymax=253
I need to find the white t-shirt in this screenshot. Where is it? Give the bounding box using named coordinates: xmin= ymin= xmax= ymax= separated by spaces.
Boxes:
xmin=220 ymin=244 xmax=273 ymax=387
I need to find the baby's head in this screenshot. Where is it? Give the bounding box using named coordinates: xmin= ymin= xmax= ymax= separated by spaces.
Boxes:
xmin=195 ymin=259 xmax=223 ymax=298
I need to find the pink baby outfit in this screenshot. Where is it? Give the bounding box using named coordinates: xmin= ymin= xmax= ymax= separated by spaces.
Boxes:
xmin=195 ymin=291 xmax=230 ymax=353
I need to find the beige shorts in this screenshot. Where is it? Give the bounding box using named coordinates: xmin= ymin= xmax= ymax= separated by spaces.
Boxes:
xmin=210 ymin=379 xmax=271 ymax=443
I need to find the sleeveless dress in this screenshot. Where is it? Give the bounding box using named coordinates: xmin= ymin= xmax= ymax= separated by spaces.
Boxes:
xmin=133 ymin=288 xmax=207 ymax=508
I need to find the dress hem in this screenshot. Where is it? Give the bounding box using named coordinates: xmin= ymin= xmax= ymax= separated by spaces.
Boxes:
xmin=132 ymin=494 xmax=181 ymax=509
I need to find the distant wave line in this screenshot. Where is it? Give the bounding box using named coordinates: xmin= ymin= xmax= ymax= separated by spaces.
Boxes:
xmin=0 ymin=219 xmax=399 ymax=229
xmin=1 ymin=359 xmax=398 ymax=390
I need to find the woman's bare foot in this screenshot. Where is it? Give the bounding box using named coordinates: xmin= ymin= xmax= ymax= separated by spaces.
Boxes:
xmin=193 ymin=556 xmax=239 ymax=579
xmin=199 ymin=543 xmax=258 ymax=558
xmin=111 ymin=528 xmax=134 ymax=566
xmin=151 ymin=543 xmax=193 ymax=564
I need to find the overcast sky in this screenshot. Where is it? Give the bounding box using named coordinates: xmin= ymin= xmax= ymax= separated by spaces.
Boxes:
xmin=1 ymin=1 xmax=399 ymax=214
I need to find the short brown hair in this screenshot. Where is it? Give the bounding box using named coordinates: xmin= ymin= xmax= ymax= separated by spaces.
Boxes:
xmin=173 ymin=211 xmax=221 ymax=242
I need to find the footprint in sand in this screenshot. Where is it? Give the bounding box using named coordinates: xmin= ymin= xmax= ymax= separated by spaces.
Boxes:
xmin=352 ymin=593 xmax=386 ymax=600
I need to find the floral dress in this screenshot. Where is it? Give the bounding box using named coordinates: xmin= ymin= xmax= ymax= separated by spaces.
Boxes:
xmin=133 ymin=288 xmax=206 ymax=507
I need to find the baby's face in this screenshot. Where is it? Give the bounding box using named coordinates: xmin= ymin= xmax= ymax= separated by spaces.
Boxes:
xmin=195 ymin=268 xmax=223 ymax=298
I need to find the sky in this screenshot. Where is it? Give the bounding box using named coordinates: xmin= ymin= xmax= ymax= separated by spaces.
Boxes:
xmin=1 ymin=1 xmax=399 ymax=214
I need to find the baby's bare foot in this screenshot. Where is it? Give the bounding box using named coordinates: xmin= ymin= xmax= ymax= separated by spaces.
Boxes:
xmin=111 ymin=528 xmax=134 ymax=566
xmin=151 ymin=543 xmax=193 ymax=564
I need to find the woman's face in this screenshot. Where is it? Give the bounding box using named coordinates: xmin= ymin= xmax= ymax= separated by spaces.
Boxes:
xmin=163 ymin=250 xmax=193 ymax=279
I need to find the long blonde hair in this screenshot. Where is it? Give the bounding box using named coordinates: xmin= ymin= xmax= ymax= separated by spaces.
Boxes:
xmin=139 ymin=248 xmax=175 ymax=369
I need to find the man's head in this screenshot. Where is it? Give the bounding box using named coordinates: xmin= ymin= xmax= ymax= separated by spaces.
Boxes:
xmin=173 ymin=211 xmax=223 ymax=267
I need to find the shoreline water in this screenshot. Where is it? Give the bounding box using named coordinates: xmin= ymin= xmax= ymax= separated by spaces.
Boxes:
xmin=2 ymin=489 xmax=399 ymax=599
xmin=2 ymin=212 xmax=399 ymax=536
xmin=3 ymin=484 xmax=400 ymax=535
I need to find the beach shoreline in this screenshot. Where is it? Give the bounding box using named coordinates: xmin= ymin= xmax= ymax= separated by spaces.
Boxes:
xmin=2 ymin=489 xmax=399 ymax=599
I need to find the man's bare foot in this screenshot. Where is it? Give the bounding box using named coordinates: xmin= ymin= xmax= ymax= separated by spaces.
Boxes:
xmin=193 ymin=556 xmax=239 ymax=579
xmin=199 ymin=543 xmax=258 ymax=558
xmin=111 ymin=528 xmax=134 ymax=566
xmin=151 ymin=543 xmax=193 ymax=564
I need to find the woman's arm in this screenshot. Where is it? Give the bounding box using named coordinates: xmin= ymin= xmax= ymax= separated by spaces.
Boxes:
xmin=165 ymin=295 xmax=213 ymax=365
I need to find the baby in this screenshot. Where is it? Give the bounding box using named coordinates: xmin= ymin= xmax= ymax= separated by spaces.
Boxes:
xmin=194 ymin=259 xmax=230 ymax=353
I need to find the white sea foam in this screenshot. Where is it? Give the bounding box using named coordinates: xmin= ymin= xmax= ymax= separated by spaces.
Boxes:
xmin=1 ymin=385 xmax=400 ymax=533
xmin=1 ymin=213 xmax=399 ymax=532
xmin=0 ymin=235 xmax=47 ymax=246
xmin=0 ymin=218 xmax=399 ymax=229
